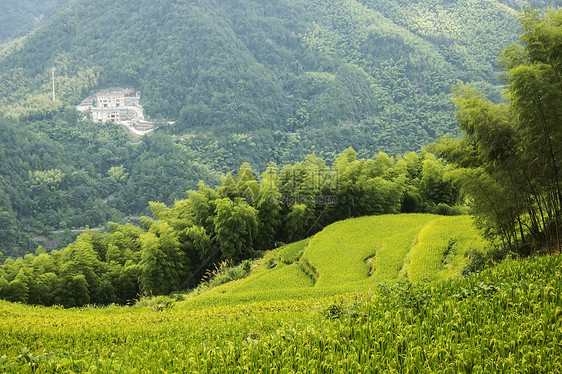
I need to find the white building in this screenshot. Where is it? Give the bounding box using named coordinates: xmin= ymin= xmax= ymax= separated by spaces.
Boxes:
xmin=77 ymin=88 xmax=156 ymax=134
xmin=92 ymin=109 xmax=120 ymax=123
xmin=90 ymin=89 xmax=127 ymax=123
xmin=95 ymin=89 xmax=125 ymax=109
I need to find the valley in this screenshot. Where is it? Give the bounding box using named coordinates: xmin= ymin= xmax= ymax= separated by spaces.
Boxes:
xmin=0 ymin=1 xmax=561 ymax=372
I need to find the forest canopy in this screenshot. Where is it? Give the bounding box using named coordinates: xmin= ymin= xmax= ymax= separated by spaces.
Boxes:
xmin=0 ymin=148 xmax=460 ymax=307
xmin=436 ymin=8 xmax=562 ymax=254
xmin=0 ymin=0 xmax=549 ymax=152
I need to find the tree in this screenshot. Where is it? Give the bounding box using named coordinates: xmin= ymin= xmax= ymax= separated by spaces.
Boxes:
xmin=283 ymin=204 xmax=314 ymax=243
xmin=139 ymin=231 xmax=167 ymax=296
xmin=438 ymin=9 xmax=562 ymax=252
xmin=0 ymin=275 xmax=8 ymax=300
xmin=213 ymin=198 xmax=259 ymax=262
xmin=7 ymin=269 xmax=29 ymax=303
xmin=66 ymin=274 xmax=90 ymax=307
xmin=138 ymin=220 xmax=186 ymax=296
xmin=255 ymin=163 xmax=282 ymax=250
xmin=419 ymin=155 xmax=459 ymax=208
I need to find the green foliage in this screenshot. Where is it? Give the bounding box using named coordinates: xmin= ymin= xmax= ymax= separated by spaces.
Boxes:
xmin=7 ymin=269 xmax=29 ymax=303
xmin=438 ymin=9 xmax=562 ymax=254
xmin=419 ymin=155 xmax=459 ymax=208
xmin=139 ymin=221 xmax=185 ymax=296
xmin=278 ymin=240 xmax=308 ymax=265
xmin=0 ymin=0 xmax=550 ymax=258
xmin=0 ymin=146 xmax=464 ymax=306
xmin=190 ymin=214 xmax=489 ymax=306
xmin=407 ymin=216 xmax=489 ymax=283
xmin=1 ymin=252 xmax=560 ymax=372
xmin=0 ymin=115 xmax=219 ymax=258
xmin=213 ymin=199 xmax=259 ymax=262
xmin=0 ymin=0 xmax=68 ymax=42
xmin=0 ymin=0 xmax=544 ymax=153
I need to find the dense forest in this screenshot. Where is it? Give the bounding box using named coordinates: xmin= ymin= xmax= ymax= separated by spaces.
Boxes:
xmin=0 ymin=0 xmax=548 ymax=141
xmin=0 ymin=0 xmax=68 ymax=42
xmin=0 ymin=0 xmax=553 ymax=257
xmin=0 ymin=147 xmax=460 ymax=307
xmin=0 ymin=114 xmax=220 ymax=258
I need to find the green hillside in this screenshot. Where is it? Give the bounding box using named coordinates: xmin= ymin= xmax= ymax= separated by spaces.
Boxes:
xmin=2 ymin=8 xmax=562 ymax=372
xmin=0 ymin=0 xmax=552 ymax=153
xmin=1 ymin=245 xmax=560 ymax=372
xmin=186 ymin=214 xmax=488 ymax=306
xmin=0 ymin=1 xmax=558 ymax=257
xmin=0 ymin=117 xmax=221 ymax=258
xmin=0 ymin=0 xmax=68 ymax=42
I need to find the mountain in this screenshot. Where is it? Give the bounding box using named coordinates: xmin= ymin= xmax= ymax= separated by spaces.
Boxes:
xmin=0 ymin=0 xmax=69 ymax=42
xmin=0 ymin=0 xmax=559 ymax=258
xmin=0 ymin=116 xmax=220 ymax=258
xmin=1 ymin=0 xmax=557 ymax=153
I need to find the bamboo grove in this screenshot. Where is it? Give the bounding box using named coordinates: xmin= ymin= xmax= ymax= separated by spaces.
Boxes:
xmin=436 ymin=9 xmax=562 ymax=254
xmin=0 ymin=149 xmax=459 ymax=307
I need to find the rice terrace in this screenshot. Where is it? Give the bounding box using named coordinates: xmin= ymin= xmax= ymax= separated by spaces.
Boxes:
xmin=1 ymin=214 xmax=561 ymax=372
xmin=1 ymin=1 xmax=562 ymax=373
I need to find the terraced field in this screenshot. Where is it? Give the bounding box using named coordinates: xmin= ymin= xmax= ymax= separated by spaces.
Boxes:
xmin=2 ymin=214 xmax=561 ymax=372
xmin=193 ymin=214 xmax=487 ymax=305
xmin=1 ymin=252 xmax=560 ymax=373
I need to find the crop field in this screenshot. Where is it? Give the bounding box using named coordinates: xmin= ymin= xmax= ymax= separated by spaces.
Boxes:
xmin=3 ymin=214 xmax=560 ymax=372
xmin=407 ymin=216 xmax=489 ymax=283
xmin=1 ymin=253 xmax=561 ymax=372
xmin=196 ymin=214 xmax=489 ymax=305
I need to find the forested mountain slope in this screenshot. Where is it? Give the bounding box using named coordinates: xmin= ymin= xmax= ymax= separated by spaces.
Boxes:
xmin=0 ymin=1 xmax=558 ymax=258
xmin=0 ymin=0 xmax=69 ymax=42
xmin=1 ymin=0 xmax=555 ymax=153
xmin=0 ymin=116 xmax=220 ymax=258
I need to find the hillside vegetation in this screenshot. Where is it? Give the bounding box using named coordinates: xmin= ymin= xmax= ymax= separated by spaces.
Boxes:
xmin=0 ymin=117 xmax=220 ymax=257
xmin=0 ymin=249 xmax=559 ymax=372
xmin=0 ymin=0 xmax=548 ymax=153
xmin=0 ymin=0 xmax=68 ymax=42
xmin=186 ymin=214 xmax=488 ymax=306
xmin=0 ymin=148 xmax=464 ymax=305
xmin=0 ymin=1 xmax=557 ymax=258
xmin=1 ymin=8 xmax=562 ymax=371
xmin=437 ymin=8 xmax=562 ymax=254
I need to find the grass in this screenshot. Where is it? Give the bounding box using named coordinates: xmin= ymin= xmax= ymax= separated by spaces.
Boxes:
xmin=12 ymin=214 xmax=552 ymax=373
xmin=128 ymin=214 xmax=491 ymax=309
xmin=1 ymin=253 xmax=560 ymax=372
xmin=278 ymin=239 xmax=308 ymax=264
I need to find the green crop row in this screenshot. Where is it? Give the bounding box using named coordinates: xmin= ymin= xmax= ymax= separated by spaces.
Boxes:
xmin=407 ymin=216 xmax=488 ymax=283
xmin=1 ymin=253 xmax=561 ymax=373
xmin=183 ymin=215 xmax=488 ymax=305
xmin=303 ymin=214 xmax=438 ymax=287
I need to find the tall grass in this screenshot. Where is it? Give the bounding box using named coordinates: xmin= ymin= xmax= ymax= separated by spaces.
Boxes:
xmin=1 ymin=254 xmax=560 ymax=372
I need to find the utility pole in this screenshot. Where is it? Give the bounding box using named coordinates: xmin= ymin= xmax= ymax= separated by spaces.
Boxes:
xmin=52 ymin=68 xmax=55 ymax=101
